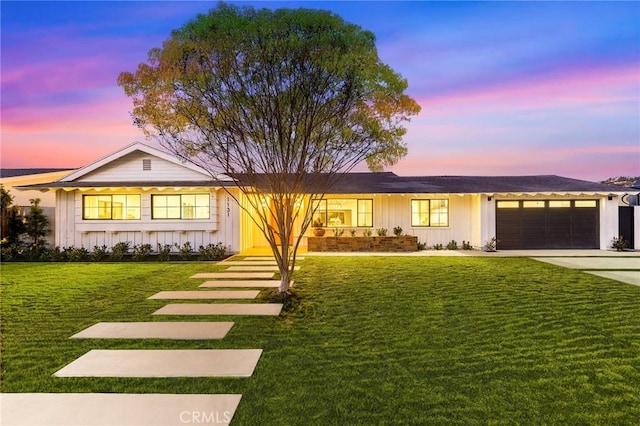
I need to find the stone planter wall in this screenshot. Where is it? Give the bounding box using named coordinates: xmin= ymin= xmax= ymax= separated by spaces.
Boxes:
xmin=307 ymin=235 xmax=418 ymax=252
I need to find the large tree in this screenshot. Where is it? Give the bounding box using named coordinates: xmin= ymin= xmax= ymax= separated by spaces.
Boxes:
xmin=118 ymin=3 xmax=420 ymax=293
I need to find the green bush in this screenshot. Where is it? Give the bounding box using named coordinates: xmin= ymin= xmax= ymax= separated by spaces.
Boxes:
xmin=91 ymin=245 xmax=110 ymax=261
xmin=376 ymin=228 xmax=387 ymax=236
xmin=198 ymin=242 xmax=228 ymax=261
xmin=111 ymin=241 xmax=131 ymax=260
xmin=132 ymin=244 xmax=153 ymax=261
xmin=177 ymin=241 xmax=193 ymax=260
xmin=446 ymin=240 xmax=458 ymax=250
xmin=157 ymin=243 xmax=173 ymax=261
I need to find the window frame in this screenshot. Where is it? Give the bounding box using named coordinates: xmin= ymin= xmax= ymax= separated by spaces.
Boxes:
xmin=411 ymin=199 xmax=449 ymax=227
xmin=82 ymin=194 xmax=141 ymax=221
xmin=311 ymin=198 xmax=374 ymax=228
xmin=151 ymin=193 xmax=211 ymax=220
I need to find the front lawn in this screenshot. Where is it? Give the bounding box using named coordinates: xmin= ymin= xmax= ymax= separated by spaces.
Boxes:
xmin=1 ymin=258 xmax=639 ymax=424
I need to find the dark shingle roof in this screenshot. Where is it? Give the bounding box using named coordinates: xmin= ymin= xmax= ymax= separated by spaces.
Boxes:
xmin=328 ymin=173 xmax=627 ymax=194
xmin=0 ymin=168 xmax=72 ymax=178
xmin=16 ymin=173 xmax=627 ymax=194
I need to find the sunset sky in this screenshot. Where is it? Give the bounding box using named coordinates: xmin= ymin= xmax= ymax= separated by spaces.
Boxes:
xmin=2 ymin=1 xmax=639 ymax=181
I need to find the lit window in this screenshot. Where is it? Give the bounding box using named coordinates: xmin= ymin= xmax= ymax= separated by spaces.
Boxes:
xmin=311 ymin=198 xmax=373 ymax=227
xmin=411 ymin=199 xmax=449 ymax=227
xmin=152 ymin=194 xmax=210 ymax=219
xmin=549 ymin=200 xmax=571 ymax=208
xmin=83 ymin=195 xmax=141 ymax=220
xmin=497 ymin=201 xmax=519 ymax=208
xmin=575 ymin=200 xmax=597 ymax=208
xmin=523 ymin=201 xmax=545 ymax=208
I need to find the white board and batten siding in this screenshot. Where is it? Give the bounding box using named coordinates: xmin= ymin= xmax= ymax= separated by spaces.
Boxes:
xmin=53 ymin=147 xmax=242 ymax=252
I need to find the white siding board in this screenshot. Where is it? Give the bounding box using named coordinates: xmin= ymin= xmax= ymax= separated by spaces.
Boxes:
xmin=75 ymin=151 xmax=211 ymax=182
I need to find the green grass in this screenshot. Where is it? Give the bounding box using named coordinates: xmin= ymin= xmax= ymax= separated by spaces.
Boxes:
xmin=1 ymin=258 xmax=639 ymax=424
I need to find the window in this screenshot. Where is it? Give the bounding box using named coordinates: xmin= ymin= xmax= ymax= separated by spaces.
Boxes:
xmin=83 ymin=195 xmax=140 ymax=220
xmin=523 ymin=201 xmax=545 ymax=208
xmin=549 ymin=200 xmax=571 ymax=208
xmin=311 ymin=198 xmax=373 ymax=227
xmin=152 ymin=194 xmax=210 ymax=219
xmin=411 ymin=199 xmax=449 ymax=227
xmin=497 ymin=201 xmax=519 ymax=209
xmin=575 ymin=200 xmax=597 ymax=208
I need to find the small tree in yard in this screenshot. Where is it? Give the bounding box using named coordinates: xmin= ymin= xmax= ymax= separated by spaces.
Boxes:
xmin=118 ymin=3 xmax=420 ymax=293
xmin=1 ymin=185 xmax=25 ymax=244
xmin=24 ymin=198 xmax=49 ymax=250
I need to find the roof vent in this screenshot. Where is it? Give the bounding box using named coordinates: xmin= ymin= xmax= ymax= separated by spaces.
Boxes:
xmin=142 ymin=159 xmax=152 ymax=171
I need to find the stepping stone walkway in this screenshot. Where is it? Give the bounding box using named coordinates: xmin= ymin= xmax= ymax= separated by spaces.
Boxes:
xmin=71 ymin=322 xmax=234 ymax=340
xmin=10 ymin=255 xmax=303 ymax=425
xmin=0 ymin=393 xmax=242 ymax=426
xmin=191 ymin=272 xmax=275 ymax=279
xmin=153 ymin=303 xmax=283 ymax=316
xmin=54 ymin=349 xmax=263 ymax=378
xmin=225 ymin=265 xmax=300 ymax=272
xmin=148 ymin=290 xmax=260 ymax=299
xmin=200 ymin=280 xmax=282 ymax=288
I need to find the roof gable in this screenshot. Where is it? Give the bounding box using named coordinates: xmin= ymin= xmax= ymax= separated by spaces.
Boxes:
xmin=59 ymin=143 xmax=213 ymax=183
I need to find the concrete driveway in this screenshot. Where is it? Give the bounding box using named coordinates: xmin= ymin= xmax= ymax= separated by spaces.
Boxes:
xmin=532 ymin=253 xmax=640 ymax=287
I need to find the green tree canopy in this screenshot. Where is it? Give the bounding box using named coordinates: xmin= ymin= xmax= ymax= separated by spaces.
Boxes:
xmin=118 ymin=3 xmax=420 ymax=292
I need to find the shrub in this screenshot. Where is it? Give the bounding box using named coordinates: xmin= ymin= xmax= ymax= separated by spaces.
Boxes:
xmin=1 ymin=243 xmax=23 ymax=261
xmin=198 ymin=242 xmax=228 ymax=261
xmin=91 ymin=245 xmax=110 ymax=261
xmin=376 ymin=228 xmax=387 ymax=236
xmin=462 ymin=240 xmax=473 ymax=250
xmin=111 ymin=241 xmax=131 ymax=260
xmin=349 ymin=229 xmax=356 ymax=237
xmin=484 ymin=237 xmax=497 ymax=252
xmin=363 ymin=229 xmax=373 ymax=237
xmin=157 ymin=243 xmax=173 ymax=261
xmin=417 ymin=241 xmax=428 ymax=251
xmin=66 ymin=246 xmax=89 ymax=262
xmin=132 ymin=243 xmax=153 ymax=261
xmin=393 ymin=226 xmax=403 ymax=236
xmin=49 ymin=246 xmax=66 ymax=262
xmin=177 ymin=241 xmax=193 ymax=260
xmin=333 ymin=228 xmax=344 ymax=238
xmin=433 ymin=243 xmax=444 ymax=250
xmin=446 ymin=240 xmax=458 ymax=250
xmin=612 ymin=236 xmax=628 ymax=252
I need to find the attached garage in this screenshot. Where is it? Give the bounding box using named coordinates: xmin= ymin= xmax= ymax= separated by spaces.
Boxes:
xmin=496 ymin=199 xmax=599 ymax=249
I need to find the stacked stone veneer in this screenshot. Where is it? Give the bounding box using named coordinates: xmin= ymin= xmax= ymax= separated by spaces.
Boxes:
xmin=307 ymin=236 xmax=418 ymax=252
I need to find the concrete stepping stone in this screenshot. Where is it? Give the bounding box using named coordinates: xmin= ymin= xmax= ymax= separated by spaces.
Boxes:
xmin=200 ymin=280 xmax=283 ymax=288
xmin=225 ymin=265 xmax=300 ymax=272
xmin=191 ymin=272 xmax=275 ymax=279
xmin=153 ymin=303 xmax=283 ymax=316
xmin=70 ymin=322 xmax=234 ymax=340
xmin=222 ymin=260 xmax=278 ymax=266
xmin=149 ymin=290 xmax=259 ymax=299
xmin=54 ymin=349 xmax=263 ymax=378
xmin=0 ymin=393 xmax=241 ymax=426
xmin=242 ymin=256 xmax=305 ymax=261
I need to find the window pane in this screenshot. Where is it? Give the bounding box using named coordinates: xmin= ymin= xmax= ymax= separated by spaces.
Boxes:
xmin=497 ymin=201 xmax=519 ymax=208
xmin=311 ymin=199 xmax=327 ymax=226
xmin=195 ymin=194 xmax=210 ymax=206
xmin=430 ymin=199 xmax=449 ymax=227
xmin=575 ymin=200 xmax=597 ymax=208
xmin=84 ymin=195 xmax=112 ymax=219
xmin=523 ymin=201 xmax=545 ymax=208
xmin=195 ymin=207 xmax=210 ymax=219
xmin=152 ymin=195 xmax=181 ymax=219
xmin=357 ymin=199 xmax=373 ymax=227
xmin=549 ymin=200 xmax=571 ymax=208
xmin=327 ymin=199 xmax=355 ymax=227
xmin=411 ymin=200 xmax=430 ymax=227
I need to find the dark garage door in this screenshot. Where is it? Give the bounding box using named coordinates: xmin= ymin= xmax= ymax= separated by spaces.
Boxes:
xmin=496 ymin=200 xmax=599 ymax=249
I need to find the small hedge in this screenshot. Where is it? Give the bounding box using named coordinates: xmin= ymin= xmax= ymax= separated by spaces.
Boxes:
xmin=0 ymin=241 xmax=230 ymax=262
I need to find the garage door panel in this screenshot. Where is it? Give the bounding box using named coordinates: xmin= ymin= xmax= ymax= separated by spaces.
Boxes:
xmin=496 ymin=200 xmax=599 ymax=249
